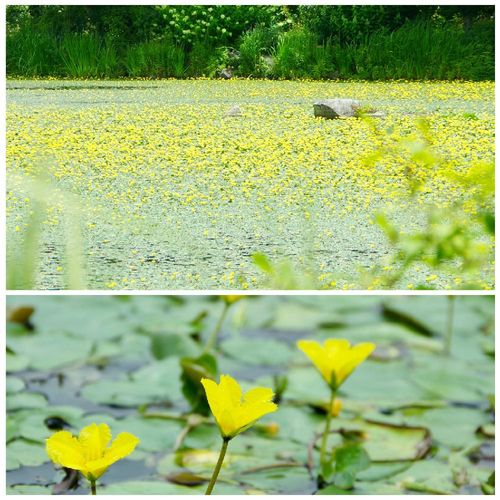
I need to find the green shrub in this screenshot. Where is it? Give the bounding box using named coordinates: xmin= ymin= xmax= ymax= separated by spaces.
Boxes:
xmin=239 ymin=26 xmax=278 ymax=77
xmin=274 ymin=27 xmax=335 ymax=79
xmin=158 ymin=5 xmax=290 ymax=46
xmin=187 ymin=39 xmax=213 ymax=76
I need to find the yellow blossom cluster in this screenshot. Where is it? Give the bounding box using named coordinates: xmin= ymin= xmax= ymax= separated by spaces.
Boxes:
xmin=6 ymin=79 xmax=494 ymax=289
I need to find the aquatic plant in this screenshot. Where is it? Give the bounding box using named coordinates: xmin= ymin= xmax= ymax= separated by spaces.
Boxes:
xmin=201 ymin=375 xmax=277 ymax=494
xmin=46 ymin=423 xmax=139 ymax=495
xmin=297 ymin=339 xmax=375 ymax=475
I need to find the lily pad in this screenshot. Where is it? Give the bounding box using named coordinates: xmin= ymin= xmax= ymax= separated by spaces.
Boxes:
xmin=7 ymin=376 xmax=26 ymax=393
xmin=7 ymin=439 xmax=48 ymax=469
xmin=7 ymin=392 xmax=47 ymax=411
xmin=6 ymin=351 xmax=30 ymax=372
xmin=329 ymin=419 xmax=431 ymax=462
xmin=221 ymin=336 xmax=293 ymax=366
xmin=7 ymin=332 xmax=93 ymax=371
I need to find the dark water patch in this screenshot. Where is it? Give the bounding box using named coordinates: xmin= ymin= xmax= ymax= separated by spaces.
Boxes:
xmin=7 ymin=85 xmax=161 ymax=91
xmin=8 ymin=459 xmax=156 ymax=493
xmin=8 ymin=463 xmax=55 ymax=487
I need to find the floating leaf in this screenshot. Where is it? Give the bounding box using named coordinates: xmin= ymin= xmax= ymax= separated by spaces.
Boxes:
xmin=7 ymin=332 xmax=93 ymax=371
xmin=7 ymin=439 xmax=48 ymax=469
xmin=6 ymin=351 xmax=30 ymax=372
xmin=151 ymin=333 xmax=200 ymax=360
xmin=6 ymin=376 xmax=25 ymax=394
xmin=7 ymin=392 xmax=47 ymax=411
xmin=166 ymin=470 xmax=206 ymax=486
xmin=221 ymin=336 xmax=293 ymax=366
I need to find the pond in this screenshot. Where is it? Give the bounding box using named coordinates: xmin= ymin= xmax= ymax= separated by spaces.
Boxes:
xmin=6 ymin=295 xmax=495 ymax=494
xmin=6 ymin=80 xmax=495 ymax=290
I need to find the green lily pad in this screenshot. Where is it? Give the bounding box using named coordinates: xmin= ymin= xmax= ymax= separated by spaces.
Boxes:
xmin=15 ymin=406 xmax=85 ymax=443
xmin=81 ymin=359 xmax=182 ymax=407
xmin=101 ymin=480 xmax=204 ymax=494
xmin=7 ymin=485 xmax=52 ymax=494
xmin=113 ymin=416 xmax=184 ymax=452
xmin=270 ymin=301 xmax=343 ymax=331
xmin=240 ymin=465 xmax=313 ymax=494
xmin=151 ymin=333 xmax=201 ymax=360
xmin=7 ymin=376 xmax=26 ymax=393
xmin=7 ymin=332 xmax=93 ymax=371
xmin=412 ymin=357 xmax=493 ymax=402
xmin=221 ymin=336 xmax=293 ymax=366
xmin=7 ymin=439 xmax=48 ymax=469
xmin=6 ymin=351 xmax=30 ymax=372
xmin=7 ymin=392 xmax=48 ymax=411
xmin=328 ymin=419 xmax=431 ymax=462
xmin=402 ymin=407 xmax=488 ymax=448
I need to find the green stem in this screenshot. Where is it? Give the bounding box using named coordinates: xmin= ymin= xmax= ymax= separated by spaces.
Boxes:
xmin=204 ymin=302 xmax=229 ymax=353
xmin=319 ymin=390 xmax=335 ymax=466
xmin=90 ymin=480 xmax=97 ymax=495
xmin=444 ymin=296 xmax=455 ymax=355
xmin=205 ymin=437 xmax=230 ymax=495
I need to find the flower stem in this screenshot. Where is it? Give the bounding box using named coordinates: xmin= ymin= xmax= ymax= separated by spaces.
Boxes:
xmin=205 ymin=437 xmax=230 ymax=495
xmin=204 ymin=302 xmax=229 ymax=353
xmin=90 ymin=480 xmax=97 ymax=495
xmin=444 ymin=296 xmax=455 ymax=355
xmin=319 ymin=390 xmax=335 ymax=466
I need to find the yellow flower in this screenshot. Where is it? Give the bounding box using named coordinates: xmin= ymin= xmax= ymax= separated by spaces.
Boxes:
xmin=46 ymin=423 xmax=139 ymax=482
xmin=222 ymin=295 xmax=245 ymax=305
xmin=297 ymin=338 xmax=375 ymax=390
xmin=201 ymin=375 xmax=277 ymax=439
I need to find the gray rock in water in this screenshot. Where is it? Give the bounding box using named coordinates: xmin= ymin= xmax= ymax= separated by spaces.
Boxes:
xmin=313 ymin=99 xmax=360 ymax=119
xmin=225 ymin=105 xmax=242 ymax=117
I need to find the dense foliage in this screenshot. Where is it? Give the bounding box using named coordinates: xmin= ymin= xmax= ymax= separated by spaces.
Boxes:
xmin=6 ymin=5 xmax=494 ymax=80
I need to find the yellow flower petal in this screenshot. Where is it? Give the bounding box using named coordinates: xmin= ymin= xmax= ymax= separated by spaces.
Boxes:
xmin=297 ymin=340 xmax=332 ymax=383
xmin=219 ymin=374 xmax=242 ymax=403
xmin=85 ymin=432 xmax=139 ymax=479
xmin=46 ymin=424 xmax=139 ymax=483
xmin=46 ymin=430 xmax=86 ymax=471
xmin=337 ymin=343 xmax=375 ymax=383
xmin=79 ymin=423 xmax=112 ymax=462
xmin=202 ymin=375 xmax=278 ymax=438
xmin=201 ymin=378 xmax=225 ymax=425
xmin=244 ymin=387 xmax=274 ymax=404
xmin=298 ymin=338 xmax=376 ymax=389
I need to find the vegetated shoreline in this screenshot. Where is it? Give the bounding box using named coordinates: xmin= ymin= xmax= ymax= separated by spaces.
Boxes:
xmin=6 ymin=75 xmax=496 ymax=84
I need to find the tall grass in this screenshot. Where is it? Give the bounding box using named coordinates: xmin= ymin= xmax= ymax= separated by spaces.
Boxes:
xmin=60 ymin=34 xmax=119 ymax=78
xmin=6 ymin=30 xmax=59 ymax=76
xmin=6 ymin=19 xmax=494 ymax=80
xmin=124 ymin=39 xmax=185 ymax=78
xmin=333 ymin=20 xmax=495 ymax=80
xmin=273 ymin=21 xmax=494 ymax=81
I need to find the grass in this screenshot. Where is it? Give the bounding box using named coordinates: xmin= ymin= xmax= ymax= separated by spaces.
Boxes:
xmin=6 ymin=30 xmax=59 ymax=76
xmin=334 ymin=20 xmax=495 ymax=80
xmin=6 ymin=20 xmax=494 ymax=80
xmin=125 ymin=39 xmax=185 ymax=78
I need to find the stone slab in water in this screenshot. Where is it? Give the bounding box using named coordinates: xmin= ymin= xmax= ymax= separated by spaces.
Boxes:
xmin=313 ymin=99 xmax=361 ymax=119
